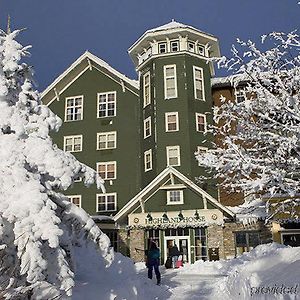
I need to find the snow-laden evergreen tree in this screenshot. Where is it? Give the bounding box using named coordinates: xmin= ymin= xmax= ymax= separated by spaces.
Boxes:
xmin=0 ymin=29 xmax=113 ymax=299
xmin=198 ymin=32 xmax=300 ymax=220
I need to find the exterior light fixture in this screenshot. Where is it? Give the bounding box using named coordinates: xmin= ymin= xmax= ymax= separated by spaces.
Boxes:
xmin=194 ymin=210 xmax=200 ymax=220
xmin=162 ymin=213 xmax=169 ymax=221
xmin=146 ymin=213 xmax=153 ymax=221
xmin=178 ymin=211 xmax=184 ymax=221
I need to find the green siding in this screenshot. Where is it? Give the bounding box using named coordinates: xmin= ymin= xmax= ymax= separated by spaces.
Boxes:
xmin=48 ymin=68 xmax=140 ymax=216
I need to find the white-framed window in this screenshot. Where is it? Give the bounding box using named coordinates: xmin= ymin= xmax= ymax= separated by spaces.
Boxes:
xmin=193 ymin=66 xmax=205 ymax=100
xmin=97 ymin=131 xmax=117 ymax=150
xmin=65 ymin=96 xmax=83 ymax=121
xmin=167 ymin=190 xmax=184 ymax=205
xmin=188 ymin=41 xmax=195 ymax=52
xmin=197 ymin=146 xmax=208 ymax=166
xmin=63 ymin=135 xmax=83 ymax=152
xmin=143 ymin=72 xmax=151 ymax=107
xmin=158 ymin=42 xmax=167 ymax=53
xmin=144 ymin=117 xmax=151 ymax=138
xmin=96 ymin=193 xmax=117 ymax=212
xmin=196 ymin=113 xmax=207 ymax=133
xmin=97 ymin=161 xmax=116 ymax=180
xmin=166 ymin=146 xmax=181 ymax=166
xmin=170 ymin=40 xmax=179 ymax=52
xmin=235 ymin=87 xmax=246 ymax=103
xmin=67 ymin=195 xmax=81 ymax=208
xmin=165 ymin=112 xmax=179 ymax=132
xmin=97 ymin=91 xmax=116 ymax=118
xmin=144 ymin=149 xmax=152 ymax=172
xmin=198 ymin=45 xmax=205 ymax=56
xmin=164 ymin=65 xmax=177 ymax=99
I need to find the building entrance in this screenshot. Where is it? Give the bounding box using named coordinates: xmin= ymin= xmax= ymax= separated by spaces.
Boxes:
xmin=164 ymin=236 xmax=191 ymax=263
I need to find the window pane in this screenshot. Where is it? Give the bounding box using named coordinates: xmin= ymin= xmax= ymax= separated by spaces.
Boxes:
xmin=235 ymin=232 xmax=247 ymax=246
xmin=165 ymin=67 xmax=174 ymax=77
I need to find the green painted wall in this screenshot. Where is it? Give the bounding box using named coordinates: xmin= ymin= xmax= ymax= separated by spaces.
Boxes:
xmin=48 ymin=68 xmax=140 ymax=216
xmin=140 ymin=53 xmax=217 ymax=198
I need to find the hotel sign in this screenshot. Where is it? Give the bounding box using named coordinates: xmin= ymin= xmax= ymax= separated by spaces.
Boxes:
xmin=128 ymin=209 xmax=223 ymax=227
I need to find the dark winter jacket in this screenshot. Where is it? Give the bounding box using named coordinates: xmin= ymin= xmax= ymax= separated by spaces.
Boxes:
xmin=147 ymin=248 xmax=160 ymax=266
xmin=169 ymin=246 xmax=180 ymax=257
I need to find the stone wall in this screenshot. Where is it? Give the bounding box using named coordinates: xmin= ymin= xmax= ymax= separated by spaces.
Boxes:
xmin=223 ymin=221 xmax=273 ymax=259
xmin=129 ymin=229 xmax=146 ymax=262
xmin=207 ymin=225 xmax=225 ymax=259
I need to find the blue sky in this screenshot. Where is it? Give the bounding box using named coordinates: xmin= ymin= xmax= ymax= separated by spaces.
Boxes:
xmin=0 ymin=0 xmax=299 ymax=91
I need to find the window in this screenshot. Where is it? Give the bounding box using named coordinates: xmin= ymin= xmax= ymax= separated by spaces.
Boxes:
xmin=164 ymin=65 xmax=177 ymax=99
xmin=197 ymin=146 xmax=208 ymax=166
xmin=97 ymin=92 xmax=116 ymax=118
xmin=143 ymin=72 xmax=151 ymax=107
xmin=96 ymin=193 xmax=117 ymax=212
xmin=193 ymin=66 xmax=205 ymax=100
xmin=196 ymin=113 xmax=207 ymax=133
xmin=235 ymin=87 xmax=246 ymax=103
xmin=198 ymin=45 xmax=205 ymax=56
xmin=144 ymin=149 xmax=152 ymax=172
xmin=235 ymin=231 xmax=260 ymax=256
xmin=165 ymin=112 xmax=179 ymax=132
xmin=170 ymin=40 xmax=179 ymax=52
xmin=166 ymin=146 xmax=180 ymax=166
xmin=188 ymin=41 xmax=195 ymax=52
xmin=67 ymin=195 xmax=81 ymax=208
xmin=97 ymin=131 xmax=116 ymax=150
xmin=194 ymin=228 xmax=208 ymax=261
xmin=65 ymin=96 xmax=83 ymax=121
xmin=158 ymin=42 xmax=167 ymax=53
xmin=97 ymin=161 xmax=116 ymax=180
xmin=167 ymin=190 xmax=184 ymax=205
xmin=144 ymin=117 xmax=151 ymax=138
xmin=63 ymin=135 xmax=82 ymax=152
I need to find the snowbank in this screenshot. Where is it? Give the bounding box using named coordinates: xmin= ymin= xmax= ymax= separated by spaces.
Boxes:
xmin=180 ymin=243 xmax=300 ymax=300
xmin=73 ymin=243 xmax=170 ymax=300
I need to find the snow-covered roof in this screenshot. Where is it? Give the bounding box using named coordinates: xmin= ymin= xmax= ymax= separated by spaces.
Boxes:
xmin=145 ymin=20 xmax=202 ymax=34
xmin=128 ymin=20 xmax=218 ymax=53
xmin=41 ymin=51 xmax=139 ymax=103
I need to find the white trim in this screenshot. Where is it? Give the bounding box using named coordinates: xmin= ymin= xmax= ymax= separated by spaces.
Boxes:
xmin=42 ymin=51 xmax=139 ymax=101
xmin=144 ymin=149 xmax=152 ymax=172
xmin=113 ymin=166 xmax=234 ymax=221
xmin=96 ymin=131 xmax=117 ymax=150
xmin=167 ymin=190 xmax=184 ymax=205
xmin=64 ymin=95 xmax=84 ymax=122
xmin=164 ymin=236 xmax=191 ymax=264
xmin=97 ymin=91 xmax=117 ymax=118
xmin=96 ymin=161 xmax=117 ymax=180
xmin=170 ymin=39 xmax=180 ymax=52
xmin=164 ymin=64 xmax=178 ymax=99
xmin=193 ymin=66 xmax=205 ymax=101
xmin=96 ymin=193 xmax=117 ymax=212
xmin=166 ymin=145 xmax=181 ymax=167
xmin=144 ymin=117 xmax=152 ymax=139
xmin=165 ymin=112 xmax=179 ymax=132
xmin=195 ymin=113 xmax=207 ymax=133
xmin=143 ymin=71 xmax=151 ymax=107
xmin=67 ymin=195 xmax=82 ymax=208
xmin=63 ymin=134 xmax=83 ymax=152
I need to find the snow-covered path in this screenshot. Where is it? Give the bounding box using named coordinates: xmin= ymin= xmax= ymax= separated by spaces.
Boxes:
xmin=137 ymin=265 xmax=226 ymax=300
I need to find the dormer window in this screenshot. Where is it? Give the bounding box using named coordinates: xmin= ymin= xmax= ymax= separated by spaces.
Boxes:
xmin=188 ymin=41 xmax=195 ymax=53
xmin=198 ymin=45 xmax=205 ymax=56
xmin=158 ymin=42 xmax=167 ymax=53
xmin=170 ymin=40 xmax=179 ymax=52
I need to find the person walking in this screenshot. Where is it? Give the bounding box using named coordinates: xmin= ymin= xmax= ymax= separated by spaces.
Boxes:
xmin=169 ymin=243 xmax=180 ymax=268
xmin=146 ymin=241 xmax=161 ymax=285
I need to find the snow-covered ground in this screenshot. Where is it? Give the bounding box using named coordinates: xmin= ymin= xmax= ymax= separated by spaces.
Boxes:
xmin=73 ymin=243 xmax=300 ymax=300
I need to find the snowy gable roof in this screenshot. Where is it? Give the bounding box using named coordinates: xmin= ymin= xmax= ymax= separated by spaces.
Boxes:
xmin=41 ymin=51 xmax=139 ymax=105
xmin=113 ymin=166 xmax=234 ymax=222
xmin=145 ymin=20 xmax=193 ymax=33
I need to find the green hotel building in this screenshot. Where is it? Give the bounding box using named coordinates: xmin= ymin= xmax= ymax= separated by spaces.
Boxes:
xmin=41 ymin=21 xmax=273 ymax=264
